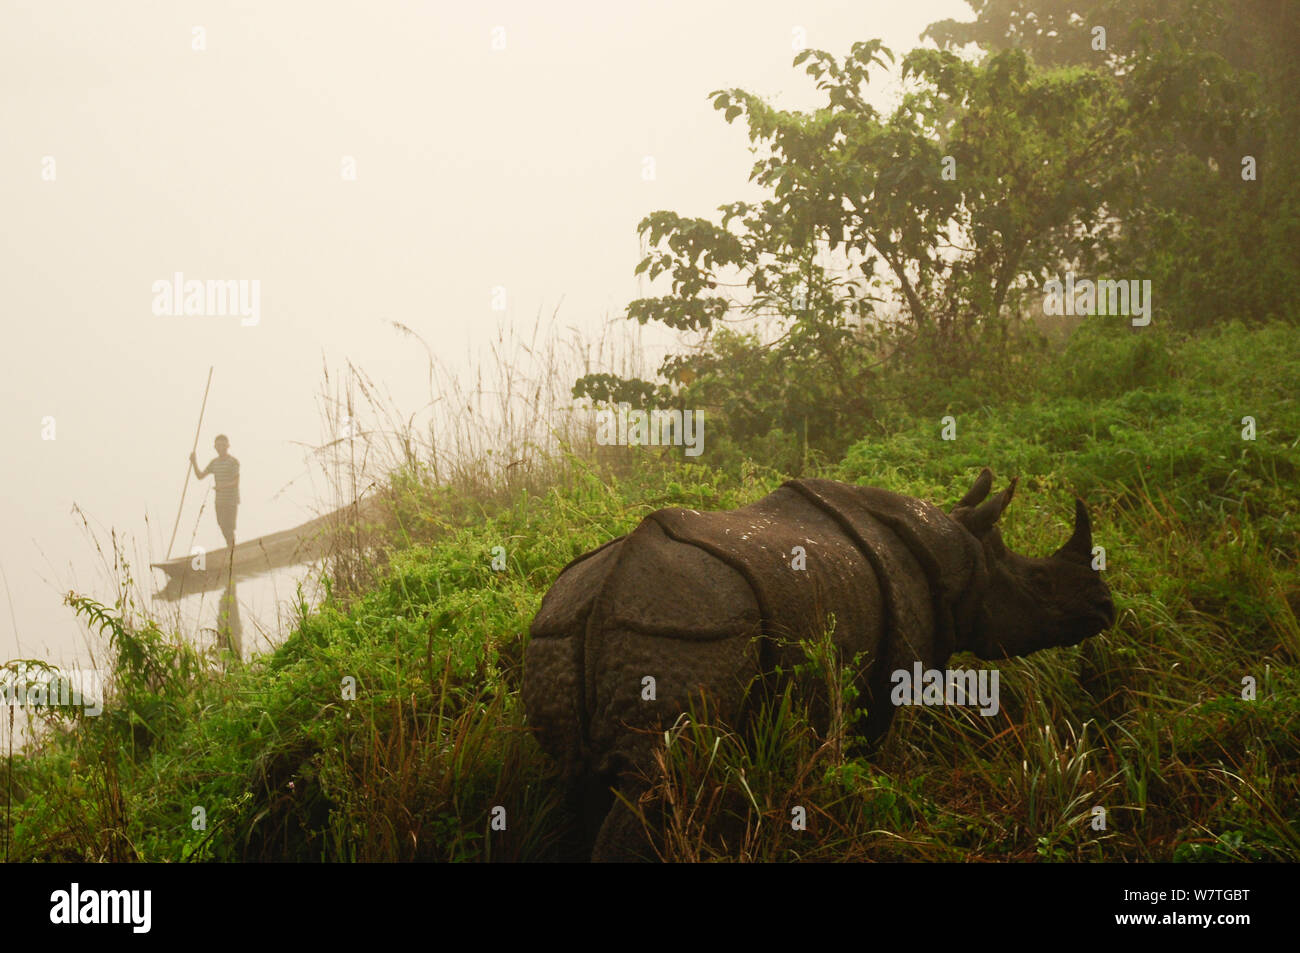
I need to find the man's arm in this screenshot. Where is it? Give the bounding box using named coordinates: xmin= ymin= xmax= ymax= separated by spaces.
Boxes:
xmin=190 ymin=452 xmax=208 ymax=479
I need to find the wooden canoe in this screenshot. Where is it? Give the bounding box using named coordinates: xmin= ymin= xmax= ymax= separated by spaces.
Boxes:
xmin=151 ymin=498 xmax=378 ymax=599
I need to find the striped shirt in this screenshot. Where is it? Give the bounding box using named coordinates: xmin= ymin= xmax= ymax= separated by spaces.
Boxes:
xmin=203 ymin=455 xmax=240 ymax=508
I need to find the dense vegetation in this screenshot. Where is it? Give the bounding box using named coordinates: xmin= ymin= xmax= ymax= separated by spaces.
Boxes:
xmin=3 ymin=0 xmax=1296 ymax=861
xmin=3 ymin=319 xmax=1296 ymax=861
xmin=575 ymin=0 xmax=1299 ymax=470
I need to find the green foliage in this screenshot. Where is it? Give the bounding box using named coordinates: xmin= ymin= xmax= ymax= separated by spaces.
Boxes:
xmin=5 ymin=7 xmax=1299 ymax=859
xmin=928 ymin=0 xmax=1300 ymax=327
xmin=576 ymin=31 xmax=1174 ymax=460
xmin=5 ymin=320 xmax=1297 ymax=861
xmin=577 ymin=2 xmax=1297 ymax=468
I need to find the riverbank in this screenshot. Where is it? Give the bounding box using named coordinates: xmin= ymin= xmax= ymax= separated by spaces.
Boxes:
xmin=3 ymin=320 xmax=1297 ymax=861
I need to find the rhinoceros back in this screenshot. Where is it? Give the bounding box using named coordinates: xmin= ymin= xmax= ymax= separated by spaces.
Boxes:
xmin=785 ymin=479 xmax=980 ymax=668
xmin=646 ymin=486 xmax=887 ymax=670
xmin=524 ymin=479 xmax=978 ymax=780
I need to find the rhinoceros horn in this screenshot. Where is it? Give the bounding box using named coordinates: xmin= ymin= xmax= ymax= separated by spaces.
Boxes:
xmin=1053 ymin=498 xmax=1094 ymax=564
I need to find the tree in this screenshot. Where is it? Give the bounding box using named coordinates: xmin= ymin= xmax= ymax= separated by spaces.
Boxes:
xmin=926 ymin=0 xmax=1300 ymax=325
xmin=575 ymin=39 xmax=1135 ymax=459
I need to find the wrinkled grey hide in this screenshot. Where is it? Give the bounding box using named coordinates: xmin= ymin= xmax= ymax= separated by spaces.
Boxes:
xmin=523 ymin=469 xmax=1115 ymax=860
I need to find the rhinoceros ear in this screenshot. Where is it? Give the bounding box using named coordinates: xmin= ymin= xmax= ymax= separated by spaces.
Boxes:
xmin=1052 ymin=498 xmax=1094 ymax=564
xmin=961 ymin=477 xmax=1017 ymax=537
xmin=954 ymin=468 xmax=995 ymax=510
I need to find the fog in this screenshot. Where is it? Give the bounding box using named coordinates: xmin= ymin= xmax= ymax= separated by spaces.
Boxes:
xmin=0 ymin=0 xmax=965 ymax=666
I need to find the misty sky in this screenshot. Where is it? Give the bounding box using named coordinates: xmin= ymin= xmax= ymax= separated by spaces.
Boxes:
xmin=0 ymin=0 xmax=970 ymax=664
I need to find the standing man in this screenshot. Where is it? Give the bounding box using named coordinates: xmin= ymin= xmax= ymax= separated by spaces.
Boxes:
xmin=191 ymin=434 xmax=240 ymax=551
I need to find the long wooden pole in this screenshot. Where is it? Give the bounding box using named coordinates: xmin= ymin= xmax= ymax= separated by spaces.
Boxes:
xmin=165 ymin=367 xmax=214 ymax=560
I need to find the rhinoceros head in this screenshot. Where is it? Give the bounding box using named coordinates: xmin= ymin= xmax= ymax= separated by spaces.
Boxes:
xmin=950 ymin=468 xmax=1115 ymax=659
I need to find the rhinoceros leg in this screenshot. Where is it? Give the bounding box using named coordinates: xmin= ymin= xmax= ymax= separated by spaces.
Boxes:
xmin=580 ymin=518 xmax=766 ymax=859
xmin=525 ymin=536 xmax=629 ymax=857
xmin=590 ymin=773 xmax=660 ymax=862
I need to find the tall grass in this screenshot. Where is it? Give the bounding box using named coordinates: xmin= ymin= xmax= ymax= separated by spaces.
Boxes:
xmin=306 ymin=311 xmax=649 ymax=597
xmin=1 ymin=318 xmax=1297 ymax=862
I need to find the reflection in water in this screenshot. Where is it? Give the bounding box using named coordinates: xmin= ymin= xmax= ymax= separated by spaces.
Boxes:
xmin=151 ymin=556 xmax=326 ymax=666
xmin=217 ymin=580 xmax=243 ymax=660
xmin=149 ymin=501 xmax=359 ymax=662
xmin=168 ymin=546 xmax=247 ymax=662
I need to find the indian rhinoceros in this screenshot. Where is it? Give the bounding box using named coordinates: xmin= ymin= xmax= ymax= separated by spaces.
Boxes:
xmin=523 ymin=469 xmax=1115 ymax=859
